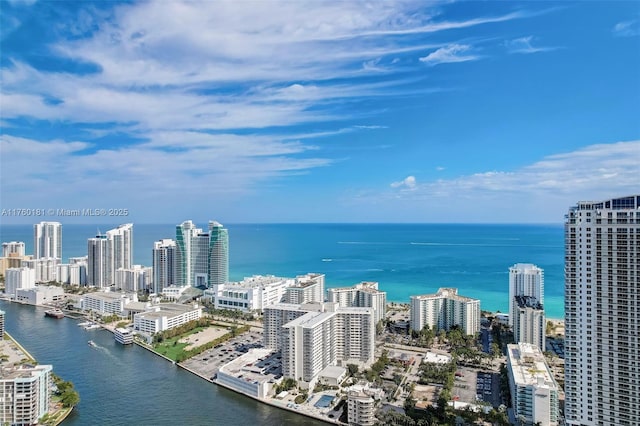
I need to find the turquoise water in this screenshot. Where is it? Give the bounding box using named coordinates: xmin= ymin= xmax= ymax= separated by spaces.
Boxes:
xmin=0 ymin=223 xmax=565 ymax=318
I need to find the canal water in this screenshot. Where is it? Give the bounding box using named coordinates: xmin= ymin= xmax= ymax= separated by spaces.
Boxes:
xmin=0 ymin=301 xmax=324 ymax=426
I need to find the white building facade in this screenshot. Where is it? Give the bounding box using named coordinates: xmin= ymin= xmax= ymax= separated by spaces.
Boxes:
xmin=133 ymin=303 xmax=202 ymax=334
xmin=33 ymin=221 xmax=61 ymax=260
xmin=509 ymin=263 xmax=544 ymax=328
xmin=82 ymin=291 xmax=137 ymax=316
xmin=513 ymin=295 xmax=546 ymax=352
xmin=410 ymin=288 xmax=480 ymax=335
xmin=507 ymin=343 xmax=559 ymax=426
xmin=564 ymin=195 xmax=640 ymax=426
xmin=21 ymin=257 xmax=59 ymax=283
xmin=4 ymin=267 xmax=36 ymax=299
xmin=2 ymin=242 xmax=25 ymax=257
xmin=0 ymin=365 xmax=52 ymax=426
xmin=282 ymin=273 xmax=325 ymax=304
xmin=326 ymin=281 xmax=386 ymax=324
xmin=115 ymin=265 xmax=151 ymax=292
xmin=152 ymin=239 xmax=176 ymax=294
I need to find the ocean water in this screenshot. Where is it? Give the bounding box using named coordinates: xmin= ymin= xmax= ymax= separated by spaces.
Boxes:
xmin=0 ymin=223 xmax=565 ymax=318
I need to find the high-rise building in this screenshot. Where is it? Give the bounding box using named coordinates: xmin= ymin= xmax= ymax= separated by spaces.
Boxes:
xmin=326 ymin=281 xmax=387 ymax=324
xmin=4 ymin=267 xmax=36 ymax=298
xmin=283 ymin=273 xmax=325 ymax=304
xmin=507 ymin=343 xmax=559 ymax=426
xmin=87 ymin=235 xmax=109 ymax=287
xmin=152 ymin=239 xmax=176 ymax=294
xmin=410 ymin=288 xmax=480 ymax=335
xmin=86 ymin=224 xmax=133 ymax=288
xmin=208 ymin=221 xmax=228 ymax=288
xmin=513 ymin=295 xmax=545 ymax=352
xmin=2 ymin=242 xmax=25 ymax=257
xmin=509 ymin=263 xmax=544 ymax=328
xmin=21 ymin=257 xmax=59 ymax=283
xmin=564 ymin=195 xmax=640 ymax=426
xmin=175 ymin=220 xmax=228 ymax=288
xmin=33 ymin=222 xmax=62 ymax=260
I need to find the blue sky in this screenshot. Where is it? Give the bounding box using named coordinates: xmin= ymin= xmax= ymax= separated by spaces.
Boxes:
xmin=1 ymin=0 xmax=639 ymax=224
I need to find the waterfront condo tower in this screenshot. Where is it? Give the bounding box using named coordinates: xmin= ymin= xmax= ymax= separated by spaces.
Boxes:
xmin=508 ymin=263 xmax=544 ymax=328
xmin=175 ymin=220 xmax=228 ymax=288
xmin=152 ymin=239 xmax=177 ymax=294
xmin=33 ymin=221 xmax=62 ymax=260
xmin=86 ymin=224 xmax=133 ymax=287
xmin=564 ymin=195 xmax=640 ymax=426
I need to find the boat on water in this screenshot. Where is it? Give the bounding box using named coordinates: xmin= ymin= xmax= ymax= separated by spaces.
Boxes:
xmin=88 ymin=340 xmax=97 ymax=347
xmin=84 ymin=324 xmax=102 ymax=330
xmin=44 ymin=308 xmax=65 ymax=319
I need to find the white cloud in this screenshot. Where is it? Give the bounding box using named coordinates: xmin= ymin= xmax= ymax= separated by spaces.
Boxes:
xmin=391 ymin=175 xmax=417 ymax=190
xmin=419 ymin=44 xmax=480 ymax=66
xmin=613 ymin=20 xmax=640 ymax=37
xmin=505 ymin=36 xmax=559 ymax=54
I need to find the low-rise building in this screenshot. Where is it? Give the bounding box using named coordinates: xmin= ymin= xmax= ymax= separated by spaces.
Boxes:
xmin=161 ymin=285 xmax=189 ymax=301
xmin=81 ymin=291 xmax=138 ymax=316
xmin=216 ymin=348 xmax=281 ymax=399
xmin=15 ymin=285 xmax=65 ymax=306
xmin=133 ymin=303 xmax=202 ymax=335
xmin=0 ymin=364 xmax=52 ymax=426
xmin=507 ymin=343 xmax=559 ymax=426
xmin=204 ymin=275 xmax=295 ymax=312
xmin=114 ymin=327 xmax=134 ymax=345
xmin=410 ymin=288 xmax=480 ymax=335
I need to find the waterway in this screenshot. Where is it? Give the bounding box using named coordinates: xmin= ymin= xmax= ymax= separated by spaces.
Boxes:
xmin=0 ymin=301 xmax=325 ymax=426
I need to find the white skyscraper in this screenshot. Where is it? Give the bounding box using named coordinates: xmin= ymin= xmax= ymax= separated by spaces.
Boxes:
xmin=513 ymin=295 xmax=546 ymax=352
xmin=508 ymin=263 xmax=544 ymax=328
xmin=86 ymin=224 xmax=133 ymax=288
xmin=326 ymin=281 xmax=387 ymax=324
xmin=410 ymin=288 xmax=480 ymax=335
xmin=33 ymin=222 xmax=62 ymax=260
xmin=5 ymin=267 xmax=36 ymax=298
xmin=152 ymin=239 xmax=176 ymax=294
xmin=564 ymin=195 xmax=640 ymax=426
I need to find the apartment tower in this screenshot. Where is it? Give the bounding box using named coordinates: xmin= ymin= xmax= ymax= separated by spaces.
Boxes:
xmin=508 ymin=263 xmax=544 ymax=328
xmin=33 ymin=221 xmax=62 ymax=260
xmin=564 ymin=195 xmax=639 ymax=426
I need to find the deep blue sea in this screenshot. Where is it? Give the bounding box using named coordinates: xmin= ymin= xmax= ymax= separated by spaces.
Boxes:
xmin=0 ymin=223 xmax=565 ymax=318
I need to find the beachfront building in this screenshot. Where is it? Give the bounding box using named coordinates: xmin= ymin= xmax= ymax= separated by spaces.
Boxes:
xmin=564 ymin=195 xmax=640 ymax=426
xmin=513 ymin=295 xmax=546 ymax=352
xmin=82 ymin=291 xmax=137 ymax=316
xmin=87 ymin=224 xmax=133 ymax=288
xmin=410 ymin=288 xmax=480 ymax=335
xmin=175 ymin=220 xmax=228 ymax=288
xmin=34 ymin=221 xmax=62 ymax=260
xmin=2 ymin=242 xmax=25 ymax=257
xmin=152 ymin=239 xmax=177 ymax=294
xmin=0 ymin=364 xmax=53 ymax=426
xmin=133 ymin=303 xmax=202 ymax=335
xmin=282 ymin=273 xmax=325 ymax=304
xmin=204 ymin=275 xmax=294 ymax=312
xmin=326 ymin=281 xmax=387 ymax=324
xmin=15 ymin=285 xmax=65 ymax=305
xmin=21 ymin=257 xmax=59 ymax=283
xmin=115 ymin=265 xmax=152 ymax=292
xmin=509 ymin=263 xmax=544 ymax=329
xmin=507 ymin=343 xmax=559 ymax=426
xmin=4 ymin=267 xmax=35 ymax=299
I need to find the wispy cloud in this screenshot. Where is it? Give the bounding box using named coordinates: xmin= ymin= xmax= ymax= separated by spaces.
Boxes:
xmin=613 ymin=20 xmax=640 ymax=37
xmin=505 ymin=36 xmax=559 ymax=54
xmin=419 ymin=44 xmax=480 ymax=66
xmin=391 ymin=176 xmax=417 ymax=190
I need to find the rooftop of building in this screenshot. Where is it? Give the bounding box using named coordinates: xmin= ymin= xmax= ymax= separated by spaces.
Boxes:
xmin=85 ymin=291 xmax=136 ymax=301
xmin=136 ymin=303 xmax=200 ymax=320
xmin=411 ymin=287 xmax=479 ymax=303
xmin=0 ymin=364 xmax=53 ymax=381
xmin=225 ymin=275 xmax=293 ymax=289
xmin=507 ymin=343 xmax=556 ymax=389
xmin=283 ymin=310 xmax=335 ymax=329
xmin=218 ymin=348 xmax=280 ymax=384
xmin=328 ymin=281 xmax=382 ymax=294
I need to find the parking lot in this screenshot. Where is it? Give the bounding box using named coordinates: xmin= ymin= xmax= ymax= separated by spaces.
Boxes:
xmin=475 ymin=371 xmax=501 ymax=407
xmin=180 ymin=329 xmax=264 ymax=380
xmin=452 ymin=367 xmax=502 ymax=408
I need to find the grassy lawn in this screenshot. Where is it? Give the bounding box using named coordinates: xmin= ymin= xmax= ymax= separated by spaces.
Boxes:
xmin=153 ymin=326 xmax=207 ymax=361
